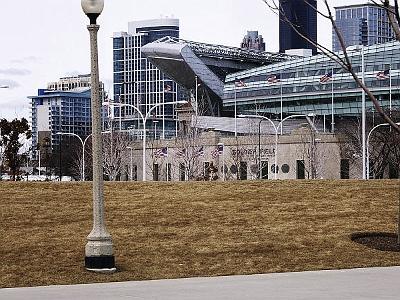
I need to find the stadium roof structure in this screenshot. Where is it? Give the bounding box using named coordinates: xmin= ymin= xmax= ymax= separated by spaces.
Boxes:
xmin=141 ymin=36 xmax=298 ymax=116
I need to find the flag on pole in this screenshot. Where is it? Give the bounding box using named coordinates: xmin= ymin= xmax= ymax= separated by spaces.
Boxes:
xmin=320 ymin=71 xmax=333 ymax=83
xmin=267 ymin=74 xmax=281 ymax=84
xmin=211 ymin=144 xmax=224 ymax=159
xmin=235 ymin=80 xmax=246 ymax=87
xmin=155 ymin=147 xmax=168 ymax=158
xmin=376 ymin=69 xmax=390 ymax=80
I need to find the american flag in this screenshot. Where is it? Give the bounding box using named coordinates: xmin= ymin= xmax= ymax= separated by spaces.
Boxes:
xmin=320 ymin=71 xmax=333 ymax=83
xmin=235 ymin=80 xmax=246 ymax=87
xmin=176 ymin=148 xmax=186 ymax=158
xmin=267 ymin=74 xmax=281 ymax=84
xmin=211 ymin=144 xmax=224 ymax=159
xmin=164 ymin=84 xmax=172 ymax=92
xmin=376 ymin=69 xmax=390 ymax=80
xmin=155 ymin=147 xmax=168 ymax=158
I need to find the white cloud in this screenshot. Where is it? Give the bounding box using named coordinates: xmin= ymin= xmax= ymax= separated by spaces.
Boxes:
xmin=0 ymin=68 xmax=31 ymax=76
xmin=0 ymin=79 xmax=20 ymax=89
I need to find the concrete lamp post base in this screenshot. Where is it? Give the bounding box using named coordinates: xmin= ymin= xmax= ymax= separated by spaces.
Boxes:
xmin=85 ymin=238 xmax=116 ymax=273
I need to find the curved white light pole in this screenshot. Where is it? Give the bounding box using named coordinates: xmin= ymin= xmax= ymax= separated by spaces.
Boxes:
xmin=238 ymin=114 xmax=278 ymax=180
xmin=56 ymin=132 xmax=84 ymax=181
xmin=366 ymin=122 xmax=400 ymax=180
xmin=56 ymin=132 xmax=110 ymax=181
xmin=110 ymin=100 xmax=187 ymax=181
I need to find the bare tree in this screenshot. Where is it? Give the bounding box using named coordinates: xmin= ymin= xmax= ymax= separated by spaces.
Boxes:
xmin=174 ymin=97 xmax=209 ymax=181
xmin=103 ymin=131 xmax=130 ymax=181
xmin=338 ymin=110 xmax=400 ymax=178
xmin=296 ymin=125 xmax=327 ymax=179
xmin=262 ymin=0 xmax=400 ymax=134
xmin=146 ymin=138 xmax=167 ymax=181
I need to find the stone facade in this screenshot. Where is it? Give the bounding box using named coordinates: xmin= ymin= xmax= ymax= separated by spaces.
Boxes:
xmin=124 ymin=128 xmax=361 ymax=181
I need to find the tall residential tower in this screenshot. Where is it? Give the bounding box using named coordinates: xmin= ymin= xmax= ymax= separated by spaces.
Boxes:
xmin=333 ymin=3 xmax=395 ymax=52
xmin=113 ymin=18 xmax=180 ymax=139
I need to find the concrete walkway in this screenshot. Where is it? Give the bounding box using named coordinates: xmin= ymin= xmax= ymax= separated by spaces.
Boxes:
xmin=1 ymin=266 xmax=400 ymax=300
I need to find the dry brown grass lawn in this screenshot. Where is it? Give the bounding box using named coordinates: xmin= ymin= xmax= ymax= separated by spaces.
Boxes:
xmin=0 ymin=180 xmax=399 ymax=288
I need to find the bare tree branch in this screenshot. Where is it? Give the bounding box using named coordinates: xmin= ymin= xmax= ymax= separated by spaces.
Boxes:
xmin=262 ymin=0 xmax=400 ymax=134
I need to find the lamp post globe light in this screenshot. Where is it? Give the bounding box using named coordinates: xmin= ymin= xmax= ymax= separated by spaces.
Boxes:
xmin=81 ymin=0 xmax=116 ymax=273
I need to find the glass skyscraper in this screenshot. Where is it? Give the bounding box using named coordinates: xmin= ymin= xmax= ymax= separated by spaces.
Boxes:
xmin=113 ymin=18 xmax=180 ymax=138
xmin=333 ymin=4 xmax=395 ymax=52
xmin=279 ymin=0 xmax=317 ymax=55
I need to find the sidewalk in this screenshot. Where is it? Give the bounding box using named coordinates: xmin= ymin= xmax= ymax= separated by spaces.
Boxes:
xmin=1 ymin=266 xmax=400 ymax=300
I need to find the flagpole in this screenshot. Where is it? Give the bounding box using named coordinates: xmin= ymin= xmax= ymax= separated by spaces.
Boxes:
xmin=331 ymin=66 xmax=335 ymax=133
xmin=390 ymin=65 xmax=392 ymax=113
xmin=222 ymin=146 xmax=225 ymax=181
xmin=280 ymin=72 xmax=283 ymax=135
xmin=234 ymin=81 xmax=237 ymax=138
xmin=175 ymin=117 xmax=178 ymax=137
xmin=195 ymin=76 xmax=199 ymax=116
xmin=162 ymin=92 xmax=165 ymax=140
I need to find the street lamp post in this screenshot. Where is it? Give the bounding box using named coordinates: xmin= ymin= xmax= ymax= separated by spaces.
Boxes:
xmin=349 ymin=45 xmax=367 ymax=179
xmin=361 ymin=46 xmax=366 ymax=180
xmin=81 ymin=0 xmax=115 ymax=273
xmin=109 ymin=100 xmax=187 ymax=181
xmin=126 ymin=146 xmax=133 ymax=181
xmin=366 ymin=122 xmax=400 ymax=180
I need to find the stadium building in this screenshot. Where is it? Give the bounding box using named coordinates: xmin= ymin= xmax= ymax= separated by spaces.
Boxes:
xmin=141 ymin=36 xmax=297 ymax=118
xmin=143 ymin=37 xmax=400 ymax=130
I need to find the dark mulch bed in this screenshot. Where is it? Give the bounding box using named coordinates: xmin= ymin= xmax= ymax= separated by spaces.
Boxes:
xmin=351 ymin=232 xmax=400 ymax=252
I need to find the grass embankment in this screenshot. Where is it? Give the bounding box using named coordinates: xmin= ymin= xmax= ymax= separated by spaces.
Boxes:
xmin=0 ymin=180 xmax=399 ymax=288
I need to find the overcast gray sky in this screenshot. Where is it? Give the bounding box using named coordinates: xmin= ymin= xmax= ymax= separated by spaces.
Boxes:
xmin=0 ymin=0 xmax=366 ymax=120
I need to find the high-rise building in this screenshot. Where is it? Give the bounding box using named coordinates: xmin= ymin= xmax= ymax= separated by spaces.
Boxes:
xmin=240 ymin=31 xmax=266 ymax=51
xmin=113 ymin=18 xmax=180 ymax=138
xmin=47 ymin=74 xmax=92 ymax=91
xmin=279 ymin=0 xmax=317 ymax=55
xmin=333 ymin=3 xmax=395 ymax=52
xmin=28 ymin=75 xmax=104 ymax=151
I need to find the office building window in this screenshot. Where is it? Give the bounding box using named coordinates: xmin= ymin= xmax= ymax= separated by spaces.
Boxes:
xmin=239 ymin=162 xmax=247 ymax=180
xmin=340 ymin=159 xmax=350 ymax=179
xmin=261 ymin=161 xmax=268 ymax=179
xmin=297 ymin=160 xmax=305 ymax=179
xmin=132 ymin=165 xmax=138 ymax=181
xmin=167 ymin=163 xmax=172 ymax=181
xmin=153 ymin=163 xmax=159 ymax=181
xmin=179 ymin=163 xmax=186 ymax=181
